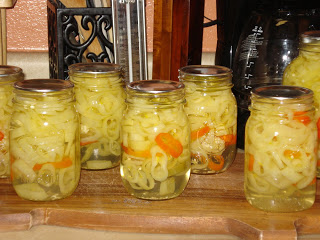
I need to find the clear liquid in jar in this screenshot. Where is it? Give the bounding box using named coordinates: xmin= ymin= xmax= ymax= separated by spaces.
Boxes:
xmin=245 ymin=183 xmax=316 ymax=212
xmin=120 ymin=165 xmax=190 ymax=200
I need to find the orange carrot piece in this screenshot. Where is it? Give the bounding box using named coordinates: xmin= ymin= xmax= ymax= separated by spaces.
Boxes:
xmin=52 ymin=157 xmax=73 ymax=168
xmin=284 ymin=150 xmax=301 ymax=159
xmin=10 ymin=155 xmax=15 ymax=164
xmin=220 ymin=134 xmax=237 ymax=146
xmin=197 ymin=154 xmax=224 ymax=171
xmin=191 ymin=125 xmax=210 ymax=141
xmin=0 ymin=131 xmax=4 ymax=141
xmin=80 ymin=140 xmax=98 ymax=146
xmin=155 ymin=133 xmax=183 ymax=158
xmin=33 ymin=157 xmax=73 ymax=171
xmin=293 ymin=111 xmax=311 ymax=126
xmin=248 ymin=154 xmax=254 ymax=171
xmin=317 ymin=118 xmax=320 ymax=139
xmin=308 ymin=177 xmax=317 ymax=186
xmin=207 ymin=155 xmax=224 ymax=171
xmin=33 ymin=164 xmax=42 ymax=171
xmin=317 ymin=159 xmax=320 ymax=167
xmin=121 ymin=143 xmax=151 ymax=158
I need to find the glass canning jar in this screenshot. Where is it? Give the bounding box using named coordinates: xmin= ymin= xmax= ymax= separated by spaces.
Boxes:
xmin=121 ymin=80 xmax=191 ymax=200
xmin=10 ymin=79 xmax=80 ymax=201
xmin=179 ymin=65 xmax=237 ymax=174
xmin=0 ymin=65 xmax=23 ymax=178
xmin=245 ymin=85 xmax=317 ymax=212
xmin=283 ymin=31 xmax=320 ymax=178
xmin=69 ymin=63 xmax=126 ymax=170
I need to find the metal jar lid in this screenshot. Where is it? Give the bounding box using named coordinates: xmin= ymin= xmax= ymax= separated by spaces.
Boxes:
xmin=301 ymin=31 xmax=320 ymax=43
xmin=300 ymin=31 xmax=320 ymax=52
xmin=68 ymin=62 xmax=122 ymax=74
xmin=14 ymin=79 xmax=74 ymax=93
xmin=179 ymin=65 xmax=232 ymax=77
xmin=127 ymin=80 xmax=184 ymax=94
xmin=252 ymin=85 xmax=313 ymax=100
xmin=0 ymin=65 xmax=22 ymax=78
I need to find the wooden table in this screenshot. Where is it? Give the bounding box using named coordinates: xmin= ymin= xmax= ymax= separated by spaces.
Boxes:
xmin=1 ymin=153 xmax=319 ymax=240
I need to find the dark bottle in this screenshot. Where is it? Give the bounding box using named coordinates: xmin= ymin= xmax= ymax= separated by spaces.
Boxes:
xmin=232 ymin=2 xmax=320 ymax=149
xmin=215 ymin=0 xmax=258 ymax=68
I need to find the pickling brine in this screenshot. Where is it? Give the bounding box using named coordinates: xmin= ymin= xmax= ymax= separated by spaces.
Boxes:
xmin=121 ymin=80 xmax=191 ymax=200
xmin=10 ymin=79 xmax=80 ymax=201
xmin=0 ymin=66 xmax=23 ymax=178
xmin=245 ymin=85 xmax=317 ymax=212
xmin=179 ymin=65 xmax=237 ymax=174
xmin=69 ymin=63 xmax=125 ymax=170
xmin=283 ymin=31 xmax=320 ymax=178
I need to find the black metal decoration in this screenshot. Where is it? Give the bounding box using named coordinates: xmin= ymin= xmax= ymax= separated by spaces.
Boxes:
xmin=47 ymin=0 xmax=114 ymax=80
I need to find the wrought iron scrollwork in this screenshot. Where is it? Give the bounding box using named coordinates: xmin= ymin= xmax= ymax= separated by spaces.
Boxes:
xmin=47 ymin=0 xmax=114 ymax=80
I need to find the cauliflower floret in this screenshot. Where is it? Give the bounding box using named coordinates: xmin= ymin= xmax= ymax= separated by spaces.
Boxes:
xmin=199 ymin=131 xmax=225 ymax=154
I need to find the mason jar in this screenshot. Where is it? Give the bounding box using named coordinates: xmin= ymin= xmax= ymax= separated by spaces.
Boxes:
xmin=69 ymin=63 xmax=126 ymax=170
xmin=121 ymin=80 xmax=191 ymax=200
xmin=10 ymin=79 xmax=80 ymax=201
xmin=179 ymin=65 xmax=237 ymax=174
xmin=245 ymin=85 xmax=317 ymax=212
xmin=283 ymin=31 xmax=320 ymax=178
xmin=0 ymin=65 xmax=23 ymax=178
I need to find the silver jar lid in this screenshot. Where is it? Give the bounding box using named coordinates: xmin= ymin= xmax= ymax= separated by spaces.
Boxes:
xmin=0 ymin=65 xmax=22 ymax=78
xmin=14 ymin=79 xmax=74 ymax=92
xmin=300 ymin=31 xmax=320 ymax=53
xmin=252 ymin=85 xmax=313 ymax=100
xmin=68 ymin=62 xmax=122 ymax=74
xmin=128 ymin=80 xmax=184 ymax=94
xmin=179 ymin=65 xmax=232 ymax=77
xmin=301 ymin=31 xmax=320 ymax=43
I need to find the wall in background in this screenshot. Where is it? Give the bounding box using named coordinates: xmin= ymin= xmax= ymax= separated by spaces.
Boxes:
xmin=5 ymin=0 xmax=217 ymax=53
